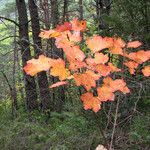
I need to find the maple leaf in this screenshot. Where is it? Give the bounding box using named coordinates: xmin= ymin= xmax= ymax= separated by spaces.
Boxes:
xmin=86 ymin=53 xmax=109 ymax=66
xmin=39 ymin=30 xmax=61 ymax=39
xmin=108 ymin=62 xmax=121 ymax=72
xmin=109 ymin=37 xmax=125 ymax=55
xmin=124 ymin=61 xmax=139 ymax=74
xmin=69 ymin=60 xmax=87 ymax=71
xmin=55 ymin=31 xmax=74 ymax=49
xmin=23 ymin=55 xmax=53 ymax=76
xmin=68 ymin=31 xmax=82 ymax=43
xmin=111 ymin=79 xmax=130 ymax=94
xmin=142 ymin=65 xmax=150 ymax=77
xmin=86 ymin=36 xmax=109 ymax=53
xmin=127 ymin=50 xmax=150 ymax=64
xmin=80 ymin=92 xmax=101 ymax=112
xmin=56 ymin=22 xmax=72 ymax=32
xmin=74 ymin=70 xmax=100 ymax=91
xmin=97 ymin=85 xmax=115 ymax=102
xmin=127 ymin=41 xmax=142 ymax=48
xmin=55 ymin=31 xmax=82 ymax=49
xmin=49 ymin=81 xmax=67 ymax=88
xmin=71 ymin=18 xmax=87 ymax=31
xmin=64 ymin=45 xmax=85 ymax=62
xmin=95 ymin=64 xmax=111 ymax=76
xmin=103 ymin=77 xmax=130 ymax=94
xmin=50 ymin=58 xmax=70 ymax=80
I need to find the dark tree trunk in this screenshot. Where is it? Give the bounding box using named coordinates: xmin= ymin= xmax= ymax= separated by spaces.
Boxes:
xmin=96 ymin=0 xmax=111 ymax=31
xmin=50 ymin=0 xmax=65 ymax=112
xmin=63 ymin=0 xmax=69 ymax=22
xmin=16 ymin=0 xmax=38 ymax=111
xmin=28 ymin=0 xmax=52 ymax=111
xmin=12 ymin=8 xmax=18 ymax=116
xmin=79 ymin=0 xmax=83 ymax=20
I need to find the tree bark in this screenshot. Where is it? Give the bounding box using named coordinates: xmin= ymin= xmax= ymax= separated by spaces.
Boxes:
xmin=28 ymin=0 xmax=52 ymax=111
xmin=50 ymin=0 xmax=65 ymax=112
xmin=96 ymin=0 xmax=111 ymax=31
xmin=79 ymin=0 xmax=83 ymax=20
xmin=16 ymin=0 xmax=38 ymax=111
xmin=63 ymin=0 xmax=69 ymax=22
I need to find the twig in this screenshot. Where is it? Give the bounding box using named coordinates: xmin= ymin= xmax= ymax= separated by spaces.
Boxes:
xmin=109 ymin=96 xmax=120 ymax=150
xmin=0 ymin=35 xmax=19 ymax=42
xmin=0 ymin=16 xmax=19 ymax=27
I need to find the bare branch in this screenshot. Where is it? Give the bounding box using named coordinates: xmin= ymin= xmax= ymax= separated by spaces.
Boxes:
xmin=0 ymin=16 xmax=19 ymax=27
xmin=0 ymin=35 xmax=19 ymax=42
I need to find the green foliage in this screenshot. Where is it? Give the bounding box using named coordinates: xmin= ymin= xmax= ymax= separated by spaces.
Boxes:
xmin=129 ymin=116 xmax=150 ymax=149
xmin=0 ymin=98 xmax=102 ymax=150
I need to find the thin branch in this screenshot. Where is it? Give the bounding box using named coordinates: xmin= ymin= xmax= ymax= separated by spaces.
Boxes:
xmin=1 ymin=71 xmax=12 ymax=92
xmin=0 ymin=35 xmax=19 ymax=42
xmin=109 ymin=96 xmax=120 ymax=150
xmin=0 ymin=16 xmax=19 ymax=27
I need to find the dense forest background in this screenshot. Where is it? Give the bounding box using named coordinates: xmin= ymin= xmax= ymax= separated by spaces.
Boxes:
xmin=0 ymin=0 xmax=150 ymax=150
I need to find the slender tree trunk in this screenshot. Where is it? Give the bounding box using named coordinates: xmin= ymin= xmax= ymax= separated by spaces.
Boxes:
xmin=12 ymin=7 xmax=18 ymax=116
xmin=63 ymin=0 xmax=69 ymax=22
xmin=16 ymin=0 xmax=38 ymax=111
xmin=79 ymin=0 xmax=83 ymax=20
xmin=96 ymin=0 xmax=111 ymax=31
xmin=28 ymin=0 xmax=52 ymax=111
xmin=50 ymin=0 xmax=65 ymax=112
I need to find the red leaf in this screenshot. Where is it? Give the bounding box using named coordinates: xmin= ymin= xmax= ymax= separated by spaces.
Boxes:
xmin=56 ymin=22 xmax=72 ymax=32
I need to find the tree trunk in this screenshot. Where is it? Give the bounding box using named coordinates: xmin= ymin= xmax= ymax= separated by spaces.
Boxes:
xmin=96 ymin=0 xmax=111 ymax=31
xmin=79 ymin=0 xmax=83 ymax=20
xmin=63 ymin=0 xmax=69 ymax=22
xmin=50 ymin=0 xmax=65 ymax=112
xmin=16 ymin=0 xmax=38 ymax=111
xmin=28 ymin=0 xmax=52 ymax=111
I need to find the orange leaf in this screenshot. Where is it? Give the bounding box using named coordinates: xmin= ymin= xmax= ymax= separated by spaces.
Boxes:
xmin=109 ymin=37 xmax=125 ymax=55
xmin=127 ymin=41 xmax=142 ymax=48
xmin=103 ymin=77 xmax=130 ymax=94
xmin=64 ymin=45 xmax=85 ymax=62
xmin=81 ymin=92 xmax=101 ymax=112
xmin=95 ymin=64 xmax=111 ymax=76
xmin=86 ymin=53 xmax=109 ymax=65
xmin=86 ymin=36 xmax=109 ymax=53
xmin=50 ymin=59 xmax=70 ymax=80
xmin=97 ymin=85 xmax=115 ymax=102
xmin=23 ymin=55 xmax=53 ymax=76
xmin=108 ymin=62 xmax=121 ymax=72
xmin=39 ymin=30 xmax=61 ymax=39
xmin=71 ymin=18 xmax=87 ymax=31
xmin=127 ymin=50 xmax=150 ymax=64
xmin=124 ymin=61 xmax=139 ymax=74
xmin=69 ymin=60 xmax=86 ymax=71
xmin=55 ymin=31 xmax=81 ymax=49
xmin=74 ymin=70 xmax=100 ymax=91
xmin=49 ymin=81 xmax=67 ymax=88
xmin=142 ymin=65 xmax=150 ymax=77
